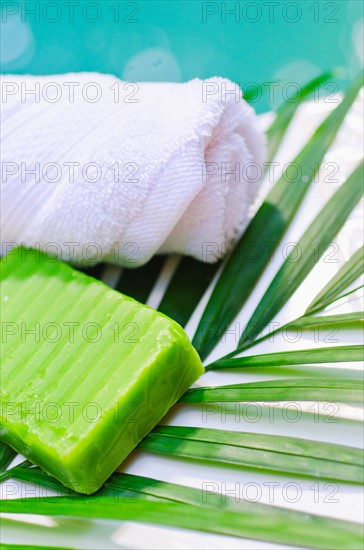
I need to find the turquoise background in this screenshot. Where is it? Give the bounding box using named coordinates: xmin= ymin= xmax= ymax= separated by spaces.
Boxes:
xmin=1 ymin=0 xmax=363 ymax=111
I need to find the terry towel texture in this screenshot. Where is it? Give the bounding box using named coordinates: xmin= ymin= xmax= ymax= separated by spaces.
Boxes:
xmin=1 ymin=73 xmax=265 ymax=266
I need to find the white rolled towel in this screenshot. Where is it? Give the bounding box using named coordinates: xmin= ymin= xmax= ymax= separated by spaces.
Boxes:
xmin=1 ymin=73 xmax=265 ymax=266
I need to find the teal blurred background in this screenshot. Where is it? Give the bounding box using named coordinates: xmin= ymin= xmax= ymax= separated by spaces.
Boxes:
xmin=1 ymin=0 xmax=363 ymax=111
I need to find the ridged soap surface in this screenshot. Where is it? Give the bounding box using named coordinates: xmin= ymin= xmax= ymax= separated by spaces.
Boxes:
xmin=0 ymin=247 xmax=204 ymax=493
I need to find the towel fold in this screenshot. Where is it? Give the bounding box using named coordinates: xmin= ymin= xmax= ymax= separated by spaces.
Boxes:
xmin=0 ymin=73 xmax=265 ymax=266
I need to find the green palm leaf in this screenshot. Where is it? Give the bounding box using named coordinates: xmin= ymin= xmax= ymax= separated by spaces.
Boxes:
xmin=284 ymin=312 xmax=364 ymax=329
xmin=306 ymin=246 xmax=364 ymax=314
xmin=116 ymin=255 xmax=165 ymax=303
xmin=193 ymin=72 xmax=363 ymax=360
xmin=239 ymin=160 xmax=363 ymax=345
xmin=266 ymin=71 xmax=335 ymax=164
xmin=0 ymin=441 xmax=16 ymax=470
xmin=3 ymin=495 xmax=363 ymax=550
xmin=209 ymin=345 xmax=363 ymax=369
xmin=182 ymin=378 xmax=363 ymax=404
xmin=219 ymin=312 xmax=364 ymax=359
xmin=3 ymin=467 xmax=363 ymax=550
xmin=139 ymin=426 xmax=363 ymax=483
xmin=327 ymin=284 xmax=364 ymax=307
xmin=1 ymin=464 xmax=69 ymax=491
xmin=158 ymin=258 xmax=219 ymax=326
xmin=0 ymin=460 xmax=29 ymax=483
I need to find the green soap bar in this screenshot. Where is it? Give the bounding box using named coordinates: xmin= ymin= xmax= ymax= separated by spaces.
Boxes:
xmin=0 ymin=247 xmax=204 ymax=494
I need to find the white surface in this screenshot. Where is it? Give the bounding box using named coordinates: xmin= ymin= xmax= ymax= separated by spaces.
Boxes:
xmin=1 ymin=94 xmax=363 ymax=549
